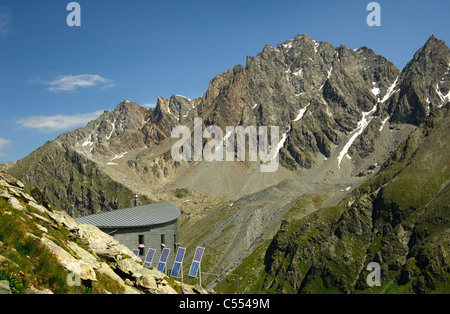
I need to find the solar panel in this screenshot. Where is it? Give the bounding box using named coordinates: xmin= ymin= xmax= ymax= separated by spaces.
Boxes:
xmin=188 ymin=247 xmax=205 ymax=278
xmin=193 ymin=247 xmax=205 ymax=262
xmin=160 ymin=248 xmax=170 ymax=263
xmin=144 ymin=248 xmax=156 ymax=267
xmin=157 ymin=262 xmax=166 ymax=273
xmin=156 ymin=248 xmax=171 ymax=273
xmin=170 ymin=247 xmax=186 ymax=278
xmin=188 ymin=261 xmax=200 ymax=278
xmin=132 ymin=249 xmax=139 ymax=256
xmin=170 ymin=262 xmax=182 ymax=278
xmin=175 ymin=247 xmax=186 ymax=263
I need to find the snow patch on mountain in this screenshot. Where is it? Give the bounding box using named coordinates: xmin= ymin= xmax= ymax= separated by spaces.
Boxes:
xmin=293 ymin=103 xmax=310 ymax=122
xmin=337 ymin=105 xmax=378 ymax=169
xmin=381 ymin=77 xmax=399 ymax=103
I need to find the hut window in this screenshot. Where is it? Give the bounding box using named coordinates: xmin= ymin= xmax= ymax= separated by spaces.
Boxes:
xmin=138 ymin=235 xmax=145 ymax=255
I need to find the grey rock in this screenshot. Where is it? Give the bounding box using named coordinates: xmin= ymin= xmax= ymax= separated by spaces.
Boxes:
xmin=385 ymin=35 xmax=450 ymax=125
xmin=27 ymin=286 xmax=53 ymax=294
xmin=0 ymin=280 xmax=11 ymax=294
xmin=40 ymin=236 xmax=97 ymax=282
xmin=8 ymin=197 xmax=26 ymax=212
xmin=136 ymin=274 xmax=158 ymax=290
xmin=0 ymin=189 xmax=10 ymax=200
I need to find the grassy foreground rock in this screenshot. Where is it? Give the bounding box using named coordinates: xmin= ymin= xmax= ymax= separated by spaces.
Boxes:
xmin=0 ymin=168 xmax=208 ymax=294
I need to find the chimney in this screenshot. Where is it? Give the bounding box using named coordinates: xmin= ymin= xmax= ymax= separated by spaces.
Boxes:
xmin=134 ymin=195 xmax=138 ymax=207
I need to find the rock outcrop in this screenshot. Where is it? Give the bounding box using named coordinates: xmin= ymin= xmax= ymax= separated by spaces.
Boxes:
xmin=0 ymin=168 xmax=208 ymax=294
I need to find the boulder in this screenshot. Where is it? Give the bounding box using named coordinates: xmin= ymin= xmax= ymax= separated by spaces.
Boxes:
xmin=46 ymin=209 xmax=79 ymax=232
xmin=97 ymin=262 xmax=125 ymax=285
xmin=67 ymin=241 xmax=101 ymax=270
xmin=157 ymin=281 xmax=178 ymax=294
xmin=40 ymin=236 xmax=97 ymax=282
xmin=7 ymin=197 xmax=27 ymax=212
xmin=96 ymin=262 xmax=142 ymax=294
xmin=77 ymin=224 xmax=142 ymax=263
xmin=0 ymin=280 xmax=11 ymax=294
xmin=136 ymin=274 xmax=158 ymax=290
xmin=114 ymin=257 xmax=144 ymax=277
xmin=0 ymin=172 xmax=25 ymax=189
xmin=27 ymin=286 xmax=53 ymax=294
xmin=0 ymin=189 xmax=10 ymax=200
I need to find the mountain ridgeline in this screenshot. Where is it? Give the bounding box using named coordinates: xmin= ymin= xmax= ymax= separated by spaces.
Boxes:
xmin=5 ymin=34 xmax=450 ymax=294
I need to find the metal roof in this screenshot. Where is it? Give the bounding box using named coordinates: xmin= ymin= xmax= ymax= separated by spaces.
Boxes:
xmin=74 ymin=202 xmax=181 ymax=229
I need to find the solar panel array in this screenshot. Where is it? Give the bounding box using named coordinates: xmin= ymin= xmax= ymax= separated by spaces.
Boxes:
xmin=170 ymin=247 xmax=186 ymax=278
xmin=188 ymin=247 xmax=205 ymax=278
xmin=134 ymin=246 xmax=206 ymax=280
xmin=157 ymin=248 xmax=171 ymax=273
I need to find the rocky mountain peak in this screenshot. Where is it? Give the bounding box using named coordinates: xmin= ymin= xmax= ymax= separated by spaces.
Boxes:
xmin=384 ymin=36 xmax=450 ymax=124
xmin=7 ymin=34 xmax=450 ymax=216
xmin=56 ymin=100 xmax=148 ymax=148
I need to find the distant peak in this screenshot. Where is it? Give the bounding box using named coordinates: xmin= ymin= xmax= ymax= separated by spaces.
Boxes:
xmin=117 ymin=99 xmax=138 ymax=107
xmin=171 ymin=94 xmax=192 ymax=102
xmin=293 ymin=33 xmax=311 ymax=40
xmin=427 ymin=34 xmax=438 ymax=43
xmin=423 ymin=34 xmax=447 ymax=49
xmin=412 ymin=35 xmax=449 ymax=62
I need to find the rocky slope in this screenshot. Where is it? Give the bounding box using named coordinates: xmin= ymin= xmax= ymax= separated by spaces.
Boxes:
xmin=0 ymin=167 xmax=207 ymax=294
xmin=229 ymin=102 xmax=449 ymax=294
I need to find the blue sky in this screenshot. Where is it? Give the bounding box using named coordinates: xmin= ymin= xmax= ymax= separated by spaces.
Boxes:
xmin=0 ymin=0 xmax=449 ymax=163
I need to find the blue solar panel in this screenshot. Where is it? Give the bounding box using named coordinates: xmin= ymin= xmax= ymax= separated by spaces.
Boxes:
xmin=160 ymin=248 xmax=170 ymax=263
xmin=170 ymin=262 xmax=182 ymax=278
xmin=145 ymin=248 xmax=156 ymax=266
xmin=175 ymin=247 xmax=186 ymax=263
xmin=157 ymin=262 xmax=166 ymax=273
xmin=170 ymin=247 xmax=186 ymax=278
xmin=155 ymin=248 xmax=171 ymax=273
xmin=193 ymin=247 xmax=205 ymax=262
xmin=188 ymin=261 xmax=200 ymax=278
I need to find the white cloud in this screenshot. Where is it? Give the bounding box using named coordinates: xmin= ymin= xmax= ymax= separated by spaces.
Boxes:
xmin=0 ymin=6 xmax=12 ymax=35
xmin=142 ymin=103 xmax=157 ymax=108
xmin=44 ymin=74 xmax=115 ymax=93
xmin=0 ymin=137 xmax=12 ymax=156
xmin=16 ymin=110 xmax=104 ymax=133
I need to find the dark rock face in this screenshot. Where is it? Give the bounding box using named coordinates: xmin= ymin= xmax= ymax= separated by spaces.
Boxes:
xmin=385 ymin=35 xmax=450 ymax=125
xmin=193 ymin=34 xmax=401 ymax=169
